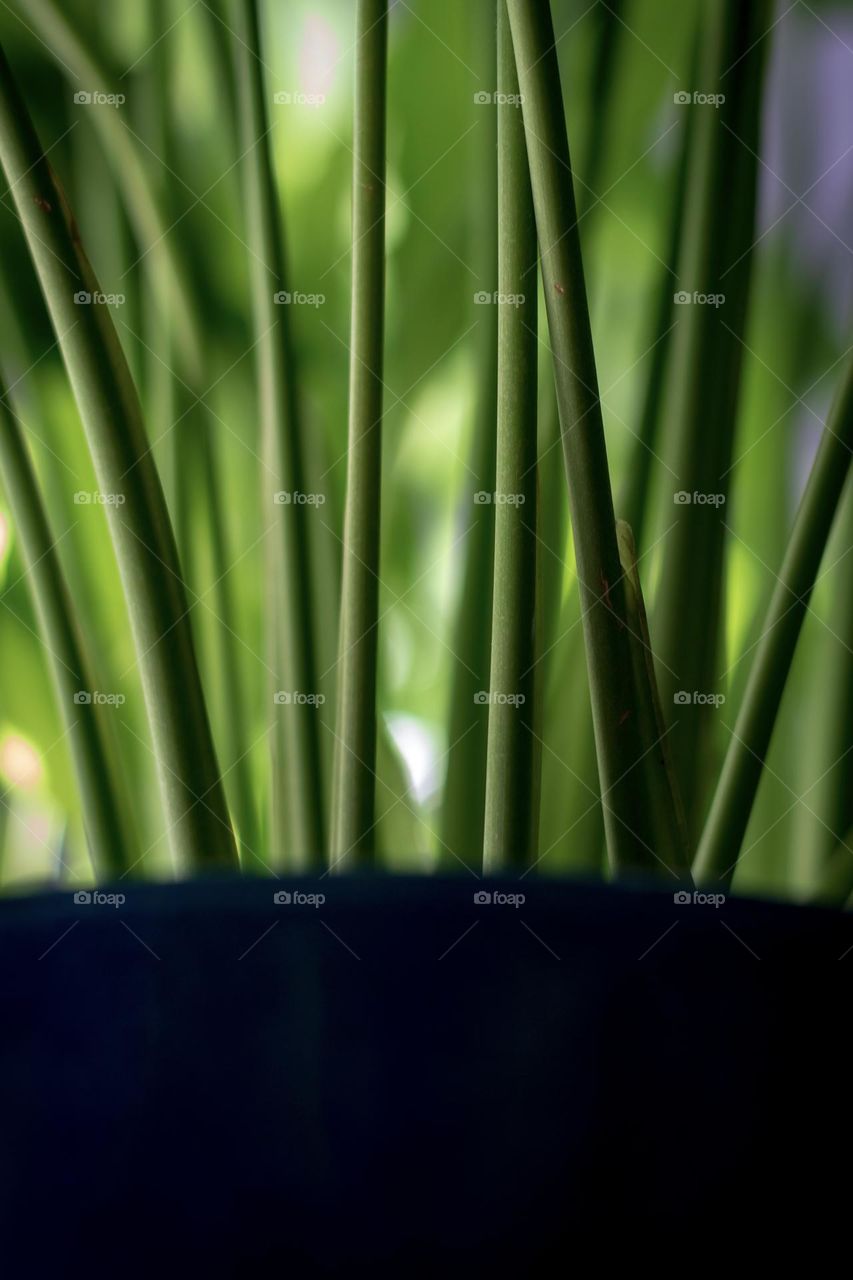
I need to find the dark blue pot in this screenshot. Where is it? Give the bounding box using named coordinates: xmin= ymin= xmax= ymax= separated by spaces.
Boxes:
xmin=0 ymin=875 xmax=849 ymax=1273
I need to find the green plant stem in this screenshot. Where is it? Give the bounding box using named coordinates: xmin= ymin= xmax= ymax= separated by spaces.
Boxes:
xmin=0 ymin=44 xmax=237 ymax=870
xmin=20 ymin=0 xmax=258 ymax=864
xmin=440 ymin=0 xmax=498 ymax=872
xmin=576 ymin=0 xmax=625 ymax=221
xmin=506 ymin=0 xmax=657 ymax=875
xmin=616 ymin=520 xmax=690 ymax=879
xmin=19 ymin=0 xmax=201 ymax=381
xmin=483 ymin=2 xmax=539 ymax=873
xmin=536 ymin=379 xmax=566 ymax=649
xmin=694 ymin=355 xmax=853 ymax=887
xmin=330 ymin=0 xmax=388 ymax=870
xmin=146 ymin=5 xmax=259 ymax=868
xmin=230 ymin=0 xmax=325 ymax=869
xmin=618 ymin=53 xmax=697 ymax=549
xmin=652 ymin=1 xmax=771 ymax=843
xmin=0 ymin=380 xmax=136 ymax=877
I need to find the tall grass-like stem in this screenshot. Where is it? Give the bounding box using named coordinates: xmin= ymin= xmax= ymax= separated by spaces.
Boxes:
xmin=330 ymin=0 xmax=388 ymax=869
xmin=506 ymin=0 xmax=656 ymax=873
xmin=694 ymin=356 xmax=853 ymax=886
xmin=0 ymin=45 xmax=237 ymax=869
xmin=483 ymin=1 xmax=539 ymax=872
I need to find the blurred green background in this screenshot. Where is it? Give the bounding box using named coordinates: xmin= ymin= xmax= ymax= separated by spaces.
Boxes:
xmin=0 ymin=0 xmax=850 ymax=898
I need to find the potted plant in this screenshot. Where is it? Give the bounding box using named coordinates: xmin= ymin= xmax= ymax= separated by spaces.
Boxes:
xmin=0 ymin=0 xmax=850 ymax=1267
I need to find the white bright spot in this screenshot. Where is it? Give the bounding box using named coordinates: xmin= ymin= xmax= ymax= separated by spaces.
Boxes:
xmin=386 ymin=714 xmax=441 ymax=805
xmin=299 ymin=15 xmax=339 ymax=98
xmin=0 ymin=734 xmax=44 ymax=790
xmin=0 ymin=511 xmax=8 ymax=561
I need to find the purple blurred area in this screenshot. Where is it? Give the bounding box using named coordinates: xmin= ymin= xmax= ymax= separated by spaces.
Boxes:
xmin=761 ymin=3 xmax=853 ymax=331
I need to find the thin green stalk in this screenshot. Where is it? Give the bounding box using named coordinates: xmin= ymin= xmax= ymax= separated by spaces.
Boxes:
xmin=0 ymin=44 xmax=237 ymax=870
xmin=618 ymin=45 xmax=698 ymax=549
xmin=19 ymin=0 xmax=258 ymax=864
xmin=535 ymin=1 xmax=631 ymax=876
xmin=440 ymin=0 xmax=498 ymax=872
xmin=506 ymin=0 xmax=656 ymax=875
xmin=18 ymin=0 xmax=201 ymax=381
xmin=616 ymin=520 xmax=690 ymax=880
xmin=147 ymin=4 xmax=260 ymax=868
xmin=537 ymin=379 xmax=567 ymax=653
xmin=539 ymin=0 xmax=627 ymax=654
xmin=330 ymin=0 xmax=388 ymax=870
xmin=694 ymin=355 xmax=853 ymax=887
xmin=652 ymin=1 xmax=771 ymax=843
xmin=0 ymin=379 xmax=136 ymax=878
xmin=483 ymin=2 xmax=539 ymax=873
xmin=537 ymin=0 xmax=626 ymax=652
xmin=231 ymin=0 xmax=325 ymax=868
xmin=576 ymin=0 xmax=625 ymax=221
